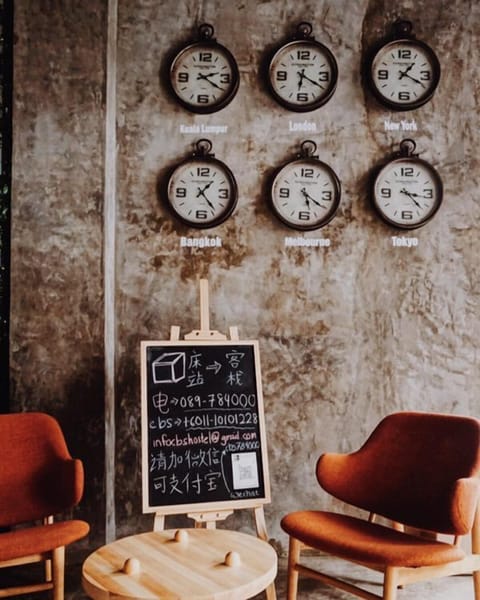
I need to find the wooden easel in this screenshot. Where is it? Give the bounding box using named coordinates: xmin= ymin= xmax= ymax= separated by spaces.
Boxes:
xmin=152 ymin=279 xmax=277 ymax=600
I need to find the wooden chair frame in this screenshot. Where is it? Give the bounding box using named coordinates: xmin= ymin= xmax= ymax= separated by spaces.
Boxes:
xmin=286 ymin=504 xmax=480 ymax=600
xmin=0 ymin=412 xmax=89 ymax=600
xmin=0 ymin=518 xmax=65 ymax=600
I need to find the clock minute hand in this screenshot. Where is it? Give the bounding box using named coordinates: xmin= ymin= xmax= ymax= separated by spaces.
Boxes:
xmin=403 ymin=73 xmax=426 ymax=87
xmin=400 ymin=187 xmax=422 ymax=208
xmin=409 ymin=191 xmax=431 ymax=200
xmin=302 ymin=72 xmax=323 ymax=88
xmin=398 ymin=63 xmax=426 ymax=88
xmin=196 ymin=182 xmax=216 ymax=211
xmin=196 ymin=72 xmax=223 ymax=90
xmin=301 ymin=187 xmax=323 ymax=207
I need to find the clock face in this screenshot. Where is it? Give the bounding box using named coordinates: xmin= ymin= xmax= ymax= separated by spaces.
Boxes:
xmin=369 ymin=39 xmax=440 ymax=110
xmin=373 ymin=157 xmax=442 ymax=229
xmin=167 ymin=157 xmax=237 ymax=228
xmin=169 ymin=42 xmax=239 ymax=113
xmin=271 ymin=158 xmax=341 ymax=230
xmin=268 ymin=40 xmax=338 ymax=111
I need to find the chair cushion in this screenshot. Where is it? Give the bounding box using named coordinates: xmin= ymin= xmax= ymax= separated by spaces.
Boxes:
xmin=0 ymin=520 xmax=90 ymax=561
xmin=281 ymin=511 xmax=466 ymax=567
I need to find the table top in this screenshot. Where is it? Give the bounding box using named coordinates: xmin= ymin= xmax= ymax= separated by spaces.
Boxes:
xmin=82 ymin=528 xmax=277 ymax=600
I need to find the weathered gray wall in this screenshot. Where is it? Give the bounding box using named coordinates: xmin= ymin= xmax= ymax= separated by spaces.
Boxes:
xmin=11 ymin=0 xmax=479 ymax=552
xmin=11 ymin=2 xmax=107 ymax=542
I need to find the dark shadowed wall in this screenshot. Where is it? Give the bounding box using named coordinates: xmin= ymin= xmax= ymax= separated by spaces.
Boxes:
xmin=10 ymin=0 xmax=479 ymax=552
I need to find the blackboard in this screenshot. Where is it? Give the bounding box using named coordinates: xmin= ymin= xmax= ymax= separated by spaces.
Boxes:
xmin=141 ymin=340 xmax=271 ymax=515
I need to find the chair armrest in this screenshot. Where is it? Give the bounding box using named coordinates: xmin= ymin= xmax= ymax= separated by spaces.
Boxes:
xmin=316 ymin=453 xmax=354 ymax=498
xmin=449 ymin=477 xmax=480 ymax=535
xmin=46 ymin=458 xmax=85 ymax=511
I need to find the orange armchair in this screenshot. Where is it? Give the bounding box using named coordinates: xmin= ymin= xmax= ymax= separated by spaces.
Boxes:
xmin=0 ymin=412 xmax=90 ymax=599
xmin=281 ymin=411 xmax=480 ymax=600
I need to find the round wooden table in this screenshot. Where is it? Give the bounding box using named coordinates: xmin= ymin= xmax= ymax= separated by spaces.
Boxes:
xmin=82 ymin=528 xmax=277 ymax=599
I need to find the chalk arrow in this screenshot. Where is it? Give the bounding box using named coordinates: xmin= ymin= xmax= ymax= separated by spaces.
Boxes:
xmin=206 ymin=361 xmax=222 ymax=374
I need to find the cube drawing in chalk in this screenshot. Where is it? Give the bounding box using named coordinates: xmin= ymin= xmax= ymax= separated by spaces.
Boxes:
xmin=152 ymin=352 xmax=186 ymax=383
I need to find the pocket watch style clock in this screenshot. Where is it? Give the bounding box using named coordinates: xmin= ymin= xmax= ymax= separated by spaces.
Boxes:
xmin=372 ymin=139 xmax=443 ymax=229
xmin=270 ymin=140 xmax=341 ymax=230
xmin=166 ymin=139 xmax=238 ymax=228
xmin=267 ymin=22 xmax=338 ymax=112
xmin=168 ymin=23 xmax=239 ymax=114
xmin=366 ymin=19 xmax=440 ymax=111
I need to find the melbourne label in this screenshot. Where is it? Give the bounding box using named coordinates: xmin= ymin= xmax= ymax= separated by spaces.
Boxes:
xmin=285 ymin=237 xmax=331 ymax=247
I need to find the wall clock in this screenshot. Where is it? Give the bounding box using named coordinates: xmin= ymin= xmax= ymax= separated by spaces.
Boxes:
xmin=168 ymin=23 xmax=239 ymax=114
xmin=365 ymin=19 xmax=440 ymax=111
xmin=270 ymin=140 xmax=341 ymax=230
xmin=267 ymin=22 xmax=338 ymax=112
xmin=166 ymin=139 xmax=238 ymax=228
xmin=371 ymin=138 xmax=443 ymax=229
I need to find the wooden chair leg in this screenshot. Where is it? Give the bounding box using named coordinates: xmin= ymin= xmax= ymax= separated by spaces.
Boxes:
xmin=45 ymin=557 xmax=52 ymax=583
xmin=383 ymin=567 xmax=398 ymax=600
xmin=52 ymin=546 xmax=65 ymax=600
xmin=474 ymin=569 xmax=480 ymax=600
xmin=473 ymin=508 xmax=480 ymax=600
xmin=287 ymin=537 xmax=301 ymax=600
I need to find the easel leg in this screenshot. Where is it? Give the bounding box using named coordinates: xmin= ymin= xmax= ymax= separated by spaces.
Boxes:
xmin=254 ymin=506 xmax=268 ymax=541
xmin=153 ymin=513 xmax=165 ymax=532
xmin=266 ymin=582 xmax=277 ymax=600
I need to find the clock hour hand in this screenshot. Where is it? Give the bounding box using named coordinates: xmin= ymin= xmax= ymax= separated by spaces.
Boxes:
xmin=300 ymin=187 xmax=311 ymax=209
xmin=297 ymin=69 xmax=305 ymax=90
xmin=196 ymin=181 xmax=214 ymax=196
xmin=196 ymin=72 xmax=223 ymax=90
xmin=398 ymin=63 xmax=414 ymax=79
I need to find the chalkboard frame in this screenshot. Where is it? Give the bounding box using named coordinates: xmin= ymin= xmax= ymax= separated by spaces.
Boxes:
xmin=140 ymin=339 xmax=271 ymax=515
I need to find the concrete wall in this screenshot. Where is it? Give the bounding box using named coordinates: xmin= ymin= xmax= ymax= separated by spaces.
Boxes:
xmin=11 ymin=1 xmax=107 ymax=541
xmin=11 ymin=0 xmax=479 ymax=551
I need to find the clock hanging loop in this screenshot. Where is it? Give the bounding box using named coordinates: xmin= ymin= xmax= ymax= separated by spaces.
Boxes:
xmin=198 ymin=23 xmax=215 ymax=42
xmin=398 ymin=138 xmax=417 ymax=158
xmin=193 ymin=138 xmax=214 ymax=158
xmin=298 ymin=139 xmax=318 ymax=159
xmin=392 ymin=19 xmax=413 ymax=39
xmin=295 ymin=21 xmax=314 ymax=40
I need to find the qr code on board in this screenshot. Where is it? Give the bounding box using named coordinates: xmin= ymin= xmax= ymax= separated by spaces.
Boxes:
xmin=232 ymin=452 xmax=259 ymax=490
